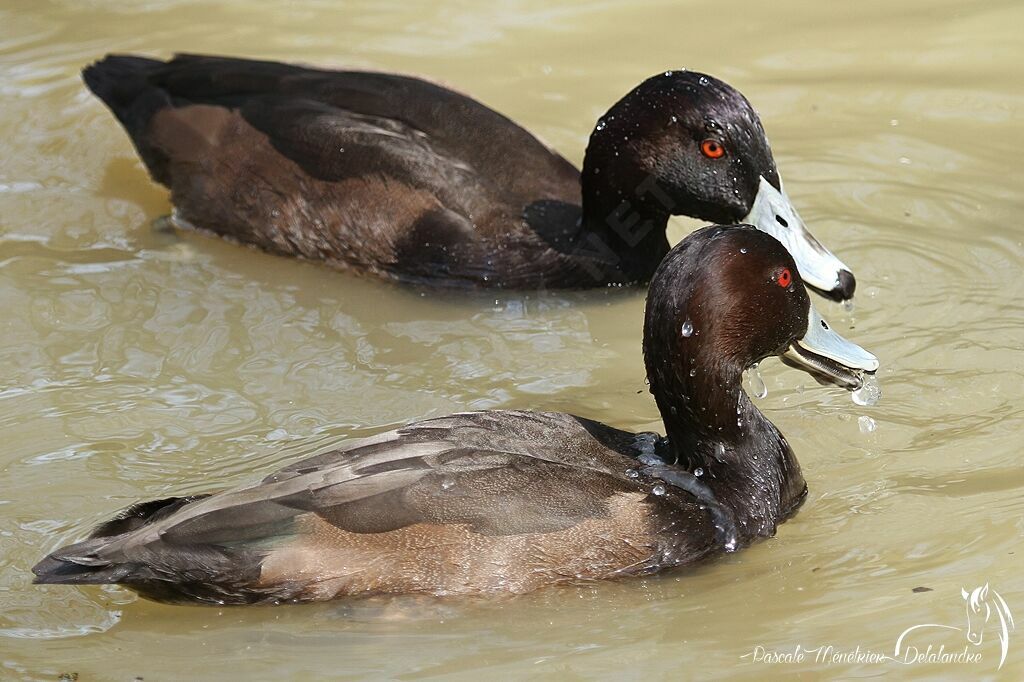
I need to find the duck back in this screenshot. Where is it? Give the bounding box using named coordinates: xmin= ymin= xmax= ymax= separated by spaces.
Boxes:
xmin=84 ymin=55 xmax=590 ymax=287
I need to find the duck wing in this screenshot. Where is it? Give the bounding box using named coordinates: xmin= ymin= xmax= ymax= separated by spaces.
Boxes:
xmin=33 ymin=411 xmax=706 ymax=604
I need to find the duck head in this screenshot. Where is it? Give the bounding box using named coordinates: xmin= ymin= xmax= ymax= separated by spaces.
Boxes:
xmin=583 ymin=71 xmax=855 ymax=300
xmin=643 ymin=224 xmax=877 ymax=447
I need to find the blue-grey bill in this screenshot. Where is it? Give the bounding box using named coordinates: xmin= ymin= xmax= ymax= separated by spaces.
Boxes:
xmin=742 ymin=176 xmax=852 ymax=299
xmin=780 ymin=304 xmax=879 ymax=391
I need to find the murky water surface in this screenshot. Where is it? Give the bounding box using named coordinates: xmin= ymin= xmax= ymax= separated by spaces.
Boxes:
xmin=2 ymin=0 xmax=1023 ymax=679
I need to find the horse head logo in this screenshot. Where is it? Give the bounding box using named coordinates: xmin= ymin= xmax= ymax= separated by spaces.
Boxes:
xmin=896 ymin=584 xmax=1015 ymax=670
xmin=962 ymin=583 xmax=1014 ymax=666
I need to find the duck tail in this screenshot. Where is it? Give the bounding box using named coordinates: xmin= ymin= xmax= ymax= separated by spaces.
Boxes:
xmin=32 ymin=538 xmax=140 ymax=585
xmin=82 ymin=54 xmax=174 ymax=184
xmin=82 ymin=55 xmax=164 ymax=116
xmin=31 ymin=495 xmax=209 ymax=585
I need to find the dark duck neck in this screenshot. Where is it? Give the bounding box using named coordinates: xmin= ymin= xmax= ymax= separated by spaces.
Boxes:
xmin=642 ymin=228 xmax=808 ymax=544
xmin=577 ymin=136 xmax=672 ymax=284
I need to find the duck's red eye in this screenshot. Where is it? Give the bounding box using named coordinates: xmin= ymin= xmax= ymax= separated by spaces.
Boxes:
xmin=777 ymin=268 xmax=792 ymax=288
xmin=700 ymin=139 xmax=725 ymax=159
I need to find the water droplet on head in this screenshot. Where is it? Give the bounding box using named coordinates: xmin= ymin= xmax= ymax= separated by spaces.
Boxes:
xmin=652 ymin=484 xmax=667 ymax=496
xmin=851 ymin=374 xmax=881 ymax=406
xmin=670 ymin=115 xmax=678 ymax=124
xmin=694 ymin=467 xmax=704 ymax=477
xmin=595 ymin=119 xmax=606 ymax=131
xmin=698 ymin=76 xmax=709 ymax=86
xmin=689 ymin=368 xmax=696 ymax=377
xmin=739 ymin=247 xmax=747 ymax=254
xmin=625 ymin=468 xmax=639 ymax=479
xmin=681 ymin=319 xmax=694 ymax=337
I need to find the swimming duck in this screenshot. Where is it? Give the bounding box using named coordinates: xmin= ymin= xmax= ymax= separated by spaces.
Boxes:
xmin=33 ymin=225 xmax=877 ymax=605
xmin=83 ymin=55 xmax=855 ymax=299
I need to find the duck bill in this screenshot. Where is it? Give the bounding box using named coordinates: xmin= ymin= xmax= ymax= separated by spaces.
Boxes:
xmin=780 ymin=303 xmax=879 ymax=391
xmin=742 ymin=176 xmax=855 ymax=301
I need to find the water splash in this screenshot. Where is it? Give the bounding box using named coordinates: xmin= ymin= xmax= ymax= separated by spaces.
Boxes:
xmin=858 ymin=415 xmax=877 ymax=433
xmin=852 ymin=374 xmax=881 ymax=406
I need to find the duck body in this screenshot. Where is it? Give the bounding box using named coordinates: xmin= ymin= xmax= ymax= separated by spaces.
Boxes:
xmin=33 ymin=226 xmax=877 ymax=605
xmin=84 ymin=55 xmax=856 ymax=297
xmin=35 ymin=411 xmax=751 ymax=605
xmin=85 ymin=55 xmax=615 ymax=288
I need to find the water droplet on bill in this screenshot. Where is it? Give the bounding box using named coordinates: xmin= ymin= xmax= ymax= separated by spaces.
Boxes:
xmin=852 ymin=374 xmax=881 ymax=406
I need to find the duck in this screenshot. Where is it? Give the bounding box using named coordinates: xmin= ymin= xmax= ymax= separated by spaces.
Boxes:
xmin=83 ymin=54 xmax=856 ymax=300
xmin=33 ymin=225 xmax=877 ymax=605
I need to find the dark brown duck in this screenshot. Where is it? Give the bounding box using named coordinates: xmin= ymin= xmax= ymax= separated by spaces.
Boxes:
xmin=83 ymin=54 xmax=856 ymax=298
xmin=33 ymin=226 xmax=877 ymax=605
